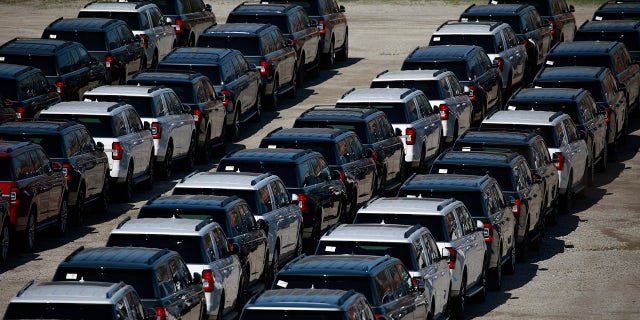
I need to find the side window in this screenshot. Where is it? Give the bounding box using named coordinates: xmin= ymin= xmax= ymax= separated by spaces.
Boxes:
xmin=169 ymin=257 xmax=192 ymax=291
xmin=153 ymin=95 xmax=166 ymax=116
xmin=555 ymin=123 xmax=566 ymax=146
xmin=194 ymin=80 xmax=207 ymax=103
xmin=211 ymin=226 xmax=231 ymax=258
xmin=14 ymin=153 xmax=33 ymax=179
xmin=389 ymin=264 xmax=412 ymax=298
xmin=257 ymin=185 xmax=273 ymax=213
xmin=107 ymin=29 xmax=122 ymax=50
xmin=165 ymin=92 xmax=183 ymax=114
xmin=240 ymin=204 xmax=257 ymax=230
xmin=317 ymin=157 xmax=331 ymax=182
xmin=445 ymin=211 xmax=459 ymax=240
xmin=537 ymin=140 xmax=552 ymax=165
xmin=448 ymin=76 xmax=463 ymax=96
xmin=63 ymin=131 xmax=81 ymax=156
xmin=406 ymin=99 xmax=419 ymax=122
xmin=58 ymin=51 xmax=74 ymax=74
xmin=351 ymin=135 xmax=365 ymax=159
xmin=139 ymin=11 xmax=150 ymax=29
xmin=113 ymin=112 xmax=129 ymax=137
xmin=189 ymin=0 xmax=204 ymax=12
xmin=149 ymin=8 xmax=164 ymax=27
xmin=75 ymin=46 xmax=91 ymax=67
xmin=222 ymin=60 xmax=236 ymax=83
xmin=126 ymin=110 xmax=144 ymax=133
xmin=374 ymin=271 xmax=392 ymax=305
xmin=564 ymin=119 xmax=578 ymax=142
xmin=484 ymin=188 xmax=497 ymax=214
xmin=379 ymin=117 xmax=395 ymax=139
xmin=202 ymin=78 xmax=217 ymax=101
xmin=179 ymin=0 xmax=191 ymax=14
xmin=202 ymin=231 xmax=215 ymax=262
xmin=271 ymin=180 xmax=291 ymax=208
xmin=156 ymin=263 xmax=176 ymax=297
xmin=440 ymin=78 xmax=452 ymax=98
xmin=414 ymin=238 xmax=428 ymax=268
xmin=125 ymin=291 xmax=145 ymax=320
xmin=273 ymin=30 xmax=286 ymax=50
xmin=228 ymin=206 xmax=245 ymax=236
xmin=504 ymin=27 xmax=518 ymax=48
xmin=424 ymin=233 xmax=441 ymax=262
xmin=456 ymin=206 xmax=475 ymax=235
xmin=115 ymin=297 xmax=130 ymax=320
xmin=31 ymin=149 xmax=47 ymax=175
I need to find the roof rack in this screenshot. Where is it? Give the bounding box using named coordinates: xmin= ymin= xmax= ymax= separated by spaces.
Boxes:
xmin=548 ymin=111 xmax=565 ymax=122
xmin=375 ymin=70 xmax=389 ymax=78
xmin=341 ymin=88 xmax=356 ymax=99
xmin=403 ymin=224 xmax=422 ymax=238
xmin=437 ymin=198 xmax=457 ymax=211
xmin=250 ymin=172 xmax=272 ymax=186
xmin=265 ymin=126 xmax=284 ymax=137
xmin=364 ymin=255 xmax=392 ymax=272
xmin=16 ymin=280 xmax=36 ymax=297
xmin=324 ymin=222 xmax=342 ymax=236
xmin=147 ymin=248 xmax=171 ymax=264
xmin=105 ymin=282 xmax=127 ymax=299
xmin=220 ymin=195 xmax=240 ymax=207
xmin=115 ymin=216 xmax=132 ymax=229
xmin=399 ymin=88 xmax=416 ymax=99
xmin=337 ymin=289 xmax=357 ymax=305
xmin=195 ymin=218 xmax=215 ymax=231
xmin=106 ymin=102 xmax=129 ymax=112
xmin=433 ymin=69 xmax=448 ymax=77
xmin=283 ymin=253 xmax=307 ymax=270
xmin=180 ymin=170 xmax=200 ymax=183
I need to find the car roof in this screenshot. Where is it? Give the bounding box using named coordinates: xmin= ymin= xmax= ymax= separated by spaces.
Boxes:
xmin=0 ymin=63 xmax=41 ymax=78
xmin=548 ymin=41 xmax=620 ymax=56
xmin=246 ymin=288 xmax=360 ymax=310
xmin=203 ymin=23 xmax=273 ymax=36
xmin=59 ymin=246 xmax=175 ymax=269
xmin=298 ymin=106 xmax=383 ymax=121
xmin=46 ymin=18 xmax=123 ymax=31
xmin=401 ymin=173 xmax=494 ymax=191
xmin=534 ymin=66 xmax=608 ymax=81
xmin=175 ymin=171 xmax=272 ymax=190
xmin=279 ymin=254 xmax=397 ymax=276
xmin=359 ymin=197 xmax=459 ymax=215
xmin=111 ymin=217 xmax=218 ymax=236
xmin=510 ymin=87 xmax=586 ymax=102
xmin=338 ymin=88 xmax=417 ymax=103
xmin=0 ymin=120 xmax=81 ymax=134
xmin=372 ymin=69 xmax=450 ymax=81
xmin=84 ymin=85 xmax=169 ymax=97
xmin=0 ymin=141 xmax=34 ymax=154
xmin=143 ymin=194 xmax=240 ymax=209
xmin=81 ymin=1 xmax=155 ymax=12
xmin=128 ymin=71 xmax=208 ymax=84
xmin=456 ymin=129 xmax=539 ymax=146
xmin=406 ymin=45 xmax=480 ymax=61
xmin=462 ymin=3 xmax=533 ymax=15
xmin=10 ymin=281 xmax=130 ymax=305
xmin=263 ymin=127 xmax=352 ymax=143
xmin=435 ymin=150 xmax=519 ymax=167
xmin=231 ymin=3 xmax=299 ymax=14
xmin=321 ymin=223 xmax=424 ymax=243
xmin=224 ymin=148 xmax=319 ymax=163
xmin=161 ymin=47 xmax=236 ymax=64
xmin=40 ymin=101 xmax=129 ymax=116
xmin=434 ymin=20 xmax=506 ymax=34
xmin=579 ymin=19 xmax=640 ymax=31
xmin=483 ymin=110 xmax=567 ymax=125
xmin=0 ymin=38 xmax=76 ymax=56
xmin=596 ymin=2 xmax=640 ymax=13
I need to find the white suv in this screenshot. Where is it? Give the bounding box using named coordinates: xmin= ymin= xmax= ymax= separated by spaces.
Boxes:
xmin=353 ymin=197 xmax=487 ymax=319
xmin=336 ymin=88 xmax=443 ymax=171
xmin=370 ymin=69 xmax=473 ymax=143
xmin=106 ymin=217 xmax=243 ymax=320
xmin=172 ymin=171 xmax=304 ymax=286
xmin=39 ymin=101 xmax=154 ymax=201
xmin=480 ymin=110 xmax=588 ymax=212
xmin=78 ymin=1 xmax=177 ymax=68
xmin=317 ymin=223 xmax=452 ymax=320
xmin=83 ymin=85 xmax=196 ymax=179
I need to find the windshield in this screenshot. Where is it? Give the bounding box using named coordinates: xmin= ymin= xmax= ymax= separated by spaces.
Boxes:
xmin=106 ymin=234 xmax=205 ymax=264
xmin=53 ymin=267 xmax=156 ymax=299
xmin=78 ymin=11 xmax=142 ymax=30
xmin=294 ymin=120 xmax=370 ymax=144
xmin=241 ymin=309 xmax=343 ymax=320
xmin=227 ymin=15 xmax=290 ymax=34
xmin=431 ymin=35 xmax=498 ymax=54
xmin=4 ymin=303 xmax=114 ymax=320
xmin=336 ymin=102 xmax=408 ymax=123
xmin=42 ymin=114 xmax=115 ymax=138
xmin=196 ymin=36 xmax=261 ymax=56
xmin=398 ymin=190 xmax=487 ymax=217
xmin=216 ymin=161 xmax=300 ymax=187
xmin=0 ymin=55 xmax=57 ymax=75
xmin=317 ymin=241 xmax=417 ymax=270
xmin=402 ymin=61 xmax=469 ymax=81
xmin=0 ymin=133 xmax=64 ymax=157
xmin=354 ymin=213 xmax=447 ymax=242
xmin=43 ymin=31 xmax=106 ymax=51
xmin=274 ymin=275 xmax=376 ymax=304
xmin=430 ymin=164 xmax=515 ymax=191
xmin=480 ymin=123 xmax=558 ymax=148
xmin=371 ymin=80 xmax=443 ymax=100
xmin=84 ymin=95 xmax=156 ymax=118
xmin=172 ymin=188 xmax=258 ymax=214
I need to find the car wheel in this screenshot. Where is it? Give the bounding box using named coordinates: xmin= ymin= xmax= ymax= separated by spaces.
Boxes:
xmin=516 ymin=220 xmax=530 ymax=262
xmin=199 ymin=130 xmax=213 ymax=163
xmin=296 ymin=57 xmax=305 ymax=88
xmin=0 ymin=218 xmax=10 ymax=265
xmin=288 ymin=67 xmax=298 ymax=98
xmin=488 ymin=250 xmax=502 ymax=290
xmin=142 ymin=153 xmax=154 ymax=190
xmin=596 ymin=143 xmax=608 ymax=172
xmin=418 ymin=146 xmax=427 ymax=174
xmin=322 ymin=39 xmax=335 ymax=68
xmin=119 ymin=163 xmax=134 ymax=202
xmin=504 ymin=241 xmax=516 ymax=275
xmin=585 ymin=156 xmax=594 ymax=187
xmin=73 ymin=186 xmax=86 ymax=226
xmin=99 ymin=176 xmax=110 ymax=213
xmin=151 ymin=51 xmax=158 ymax=69
xmin=182 ymin=135 xmax=196 ymax=171
xmin=251 ymin=94 xmax=262 ymax=123
xmin=21 ymin=210 xmax=36 ymax=252
xmin=336 ymin=33 xmax=348 ymax=61
xmin=268 ymin=249 xmax=279 ymax=289
xmin=237 ymin=266 xmax=250 ymax=309
xmin=216 ymin=293 xmax=224 ymax=320
xmin=227 ymin=110 xmax=241 ymax=142
xmin=159 ymin=145 xmax=173 ymax=180
xmin=473 ymin=264 xmax=487 ymax=302
xmin=451 ymin=273 xmax=466 ymax=320
xmin=56 ymin=196 xmax=68 ymax=236
xmin=561 ymin=173 xmax=574 ymax=214
xmin=295 ymin=228 xmax=303 ymax=257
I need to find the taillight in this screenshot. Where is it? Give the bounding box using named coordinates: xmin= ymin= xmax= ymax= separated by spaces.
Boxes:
xmin=405 ymin=128 xmax=416 ymax=145
xmin=192 ymin=108 xmax=202 ymax=124
xmin=604 ymin=107 xmax=612 ymax=124
xmin=55 ymin=80 xmax=64 ymax=94
xmin=62 ymin=163 xmax=72 ymax=181
xmin=468 ymin=85 xmax=477 ymax=101
xmin=112 ymin=142 xmax=123 ymax=161
xmin=317 ymin=19 xmax=326 ymax=35
xmin=3 ymin=99 xmax=10 ymax=106
xmin=439 ymin=104 xmax=449 ymax=120
xmin=151 ymin=122 xmax=161 ymax=139
xmin=446 ymin=247 xmax=457 ymax=269
xmin=259 ymin=59 xmax=269 ymax=76
xmin=15 ymin=106 xmax=25 ymax=120
xmin=154 ymin=305 xmax=167 ymax=320
xmin=549 ymin=20 xmax=556 ymax=36
xmin=522 ymin=38 xmax=528 ymax=47
xmin=220 ymin=89 xmax=230 ymax=107
xmin=554 ymin=152 xmax=564 ymax=171
xmin=412 ymin=276 xmax=424 ymax=287
xmin=139 ymin=34 xmax=148 ymax=48
xmin=290 ymin=38 xmax=297 ymax=50
xmin=371 ymin=150 xmax=379 ymax=163
xmin=202 ymin=269 xmax=215 ymax=293
xmin=511 ymin=198 xmax=521 ymax=216
xmin=339 ymin=171 xmax=347 ymax=185
xmin=494 ymin=57 xmax=504 ymax=71
xmin=297 ymin=193 xmax=308 ymax=212
xmin=483 ymin=222 xmax=494 ymax=243
xmin=9 ymin=185 xmax=19 ymax=206
xmin=175 ymin=19 xmax=183 ymax=34
xmin=105 ymin=55 xmax=114 ymax=68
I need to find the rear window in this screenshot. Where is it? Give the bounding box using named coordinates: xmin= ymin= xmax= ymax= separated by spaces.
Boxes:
xmin=241 ymin=309 xmax=343 ymax=320
xmin=42 ymin=114 xmax=115 ymax=138
xmin=430 ymin=164 xmax=515 ymax=191
xmin=84 ymin=95 xmax=157 ymax=118
xmin=53 ymin=267 xmax=156 ymax=299
xmin=106 ymin=234 xmax=205 ymax=264
xmin=431 ymin=35 xmax=498 ymax=54
xmin=398 ymin=190 xmax=487 ymax=218
xmin=196 ymin=36 xmax=262 ymax=56
xmin=217 ymin=161 xmax=300 ymax=187
xmin=78 ymin=11 xmax=142 ymax=30
xmin=317 ymin=241 xmax=417 ymax=270
xmin=0 ymin=133 xmax=64 ymax=158
xmin=574 ymin=31 xmax=640 ymax=51
xmin=259 ymin=141 xmax=338 ymax=164
xmin=371 ymin=80 xmax=443 ymax=100
xmin=402 ymin=61 xmax=469 ymax=81
xmin=294 ymin=120 xmax=370 ymax=144
xmin=156 ymin=63 xmax=222 ymax=85
xmin=0 ymin=79 xmax=18 ymax=100
xmin=0 ymin=55 xmax=57 ymax=75
xmin=480 ymin=123 xmax=558 ymax=148
xmin=172 ymin=188 xmax=258 ymax=213
xmin=336 ymin=102 xmax=408 ymax=123
xmin=354 ymin=213 xmax=448 ymax=242
xmin=274 ymin=275 xmax=376 ymax=303
xmin=594 ymin=12 xmax=640 ymax=21
xmin=0 ymin=157 xmax=15 ymax=180
xmin=43 ymin=30 xmax=107 ymax=51
xmin=4 ymin=303 xmax=114 ymax=320
xmin=227 ymin=15 xmax=290 ymax=34
xmin=490 ymin=0 xmax=549 ymax=15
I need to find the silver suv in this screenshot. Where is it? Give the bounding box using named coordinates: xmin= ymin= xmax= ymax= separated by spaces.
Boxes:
xmin=370 ymin=69 xmax=473 ymax=144
xmin=4 ymin=281 xmax=150 ymax=320
xmin=317 ymin=223 xmax=451 ymax=320
xmin=336 ymin=88 xmax=443 ymax=171
xmin=106 ymin=217 xmax=243 ymax=320
xmin=83 ymin=85 xmax=196 ymax=179
xmin=430 ymin=20 xmax=528 ymax=90
xmin=353 ymin=197 xmax=487 ymax=319
xmin=78 ymin=1 xmax=177 ymax=68
xmin=39 ymin=101 xmax=154 ymax=201
xmin=172 ymin=171 xmax=304 ymax=286
xmin=480 ymin=110 xmax=588 ymax=213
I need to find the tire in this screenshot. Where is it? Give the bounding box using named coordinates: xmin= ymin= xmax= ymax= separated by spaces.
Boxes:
xmin=199 ymin=129 xmax=213 ymax=163
xmin=142 ymin=153 xmax=154 ymax=190
xmin=287 ymin=68 xmax=297 ymax=98
xmin=56 ymin=197 xmax=68 ymax=236
xmin=264 ymin=78 xmax=279 ymax=110
xmin=585 ymin=156 xmax=594 ymax=187
xmin=295 ymin=228 xmax=303 ymax=257
xmin=561 ymin=173 xmax=574 ymax=214
xmin=0 ymin=219 xmax=10 ymax=265
xmin=237 ymin=267 xmax=250 ymax=310
xmin=227 ymin=110 xmax=241 ymax=142
xmin=322 ymin=39 xmax=335 ymax=68
xmin=119 ymin=163 xmax=134 ymax=202
xmin=72 ymin=186 xmax=86 ymax=226
xmin=182 ymin=135 xmax=196 ymax=171
xmin=336 ymin=33 xmax=349 ymax=61
xmin=216 ymin=293 xmax=224 ymax=320
xmin=159 ymin=144 xmax=173 ymax=180
xmin=99 ymin=176 xmax=110 ymax=213
xmin=451 ymin=273 xmax=466 ymax=320
xmin=473 ymin=264 xmax=487 ymax=303
xmin=488 ymin=250 xmax=502 ymax=290
xmin=596 ymin=143 xmax=608 ymax=173
xmin=516 ymin=220 xmax=530 ymax=262
xmin=251 ymin=94 xmax=262 ymax=123
xmin=503 ymin=242 xmax=516 ymax=275
xmin=21 ymin=211 xmax=36 ymax=252
xmin=296 ymin=58 xmax=305 ymax=88
xmin=150 ymin=51 xmax=158 ymax=69
xmin=418 ymin=146 xmax=427 ymax=174
xmin=267 ymin=249 xmax=279 ymax=289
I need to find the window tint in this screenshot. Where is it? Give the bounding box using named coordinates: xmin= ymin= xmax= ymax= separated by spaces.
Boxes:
xmin=169 ymin=257 xmax=192 ymax=291
xmin=164 ymin=91 xmax=184 ymax=114
xmin=406 ymin=99 xmax=419 ymax=122
xmin=211 ymin=226 xmax=231 ymax=258
xmin=456 ymin=206 xmax=475 ymax=235
xmin=271 ymin=179 xmax=292 ymax=208
xmin=14 ymin=152 xmax=33 ymax=180
xmin=126 ymin=110 xmax=144 ymax=133
xmin=197 ymin=36 xmax=262 ymax=56
xmin=63 ymin=131 xmax=81 ymax=156
xmin=257 ymin=185 xmax=273 ymax=213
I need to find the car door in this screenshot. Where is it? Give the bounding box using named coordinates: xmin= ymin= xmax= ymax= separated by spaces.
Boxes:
xmin=490 ymin=183 xmax=515 ymax=251
xmin=313 ymin=157 xmax=342 ymax=225
xmin=475 ymin=51 xmax=500 ymax=108
xmin=239 ymin=203 xmax=267 ymax=283
xmin=209 ymin=226 xmax=241 ymax=310
xmin=514 ymin=160 xmax=542 ymax=233
xmin=269 ymin=179 xmax=300 ymax=255
xmin=148 ymin=6 xmax=176 ymax=61
xmin=503 ymin=27 xmax=526 ymax=84
xmin=416 ymin=94 xmax=441 ymax=159
xmin=455 ymin=205 xmax=484 ymax=286
xmin=343 ymin=135 xmax=377 ymax=203
xmin=535 ymin=138 xmax=558 ymax=205
xmin=124 ymin=109 xmax=152 ymax=177
xmin=582 ymin=96 xmax=607 ymax=158
xmin=423 ymin=232 xmax=450 ymax=316
xmin=563 ymin=118 xmax=587 ymax=186
xmin=231 ymin=54 xmax=257 ymax=116
xmin=326 ymin=0 xmax=347 ymax=49
xmin=163 ymin=90 xmax=193 ymax=156
xmin=412 ymin=237 xmax=435 ymax=305
xmin=13 ymin=152 xmax=44 ymax=221
xmin=30 ymin=148 xmax=62 ymax=219
xmin=373 ymin=115 xmax=404 ymax=185
xmin=199 ymin=78 xmax=225 ymax=141
xmin=169 ymin=256 xmax=203 ymax=320
xmin=119 ymin=24 xmax=144 ymax=77
xmin=272 ymin=29 xmax=297 ymax=86
xmin=388 ymin=263 xmax=426 ymax=320
xmin=447 ymin=75 xmax=473 ymax=134
xmin=71 ymin=129 xmax=98 ymax=199
xmin=296 ymin=10 xmax=320 ymax=66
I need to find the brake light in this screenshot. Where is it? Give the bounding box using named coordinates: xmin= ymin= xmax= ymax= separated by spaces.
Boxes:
xmin=112 ymin=142 xmax=123 ymax=161
xmin=220 ymin=89 xmax=230 ymax=107
xmin=105 ymin=55 xmax=113 ymax=68
xmin=554 ymin=152 xmax=564 ymax=171
xmin=151 ymin=122 xmax=161 ymax=139
xmin=371 ymin=150 xmax=379 ymax=163
xmin=290 ymin=38 xmax=297 ymax=50
xmin=139 ymin=34 xmax=148 ymax=48
xmin=339 ymin=171 xmax=347 ymax=185
xmin=483 ymin=222 xmax=494 ymax=243
xmin=259 ymin=59 xmax=269 ymax=76
xmin=512 ymin=198 xmax=521 ymax=216
xmin=296 ymin=193 xmax=308 ymax=213
xmin=549 ymin=20 xmax=556 ymax=36
xmin=468 ymin=85 xmax=477 ymax=101
xmin=522 ymin=38 xmax=528 ymax=47
xmin=3 ymin=99 xmax=10 ymax=106
xmin=439 ymin=104 xmax=449 ymax=120
xmin=412 ymin=276 xmax=424 ymax=287
xmin=55 ymin=80 xmax=64 ymax=93
xmin=494 ymin=57 xmax=504 ymax=71
xmin=175 ymin=19 xmax=183 ymax=34
xmin=154 ymin=305 xmax=167 ymax=320
xmin=604 ymin=107 xmax=612 ymax=124
xmin=202 ymin=270 xmax=215 ymax=293
xmin=446 ymin=247 xmax=457 ymax=269
xmin=15 ymin=106 xmax=25 ymax=120
xmin=317 ymin=19 xmax=326 ymax=35
xmin=405 ymin=128 xmax=416 ymax=145
xmin=192 ymin=109 xmax=202 ymax=124
xmin=62 ymin=163 xmax=72 ymax=181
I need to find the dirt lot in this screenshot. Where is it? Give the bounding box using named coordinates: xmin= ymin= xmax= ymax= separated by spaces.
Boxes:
xmin=1 ymin=1 xmax=639 ymax=319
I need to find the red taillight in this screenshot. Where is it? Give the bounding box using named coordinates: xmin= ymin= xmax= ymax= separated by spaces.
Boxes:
xmin=468 ymin=85 xmax=477 ymax=101
xmin=105 ymin=55 xmax=114 ymax=68
xmin=297 ymin=193 xmax=308 ymax=212
xmin=549 ymin=20 xmax=556 ymax=36
xmin=412 ymin=276 xmax=424 ymax=287
xmin=55 ymin=80 xmax=64 ymax=93
xmin=202 ymin=269 xmax=215 ymax=293
xmin=405 ymin=127 xmax=416 ymax=145
xmin=446 ymin=247 xmax=457 ymax=269
xmin=339 ymin=171 xmax=347 ymax=185
xmin=62 ymin=163 xmax=72 ymax=181
xmin=554 ymin=152 xmax=564 ymax=171
xmin=151 ymin=122 xmax=161 ymax=139
xmin=220 ymin=89 xmax=230 ymax=107
xmin=175 ymin=19 xmax=183 ymax=34
xmin=604 ymin=107 xmax=612 ymax=124
xmin=139 ymin=34 xmax=148 ymax=48
xmin=371 ymin=150 xmax=379 ymax=163
xmin=3 ymin=99 xmax=10 ymax=106
xmin=483 ymin=222 xmax=494 ymax=243
xmin=192 ymin=108 xmax=202 ymax=124
xmin=522 ymin=38 xmax=528 ymax=47
xmin=494 ymin=57 xmax=504 ymax=71
xmin=439 ymin=104 xmax=449 ymax=120
xmin=512 ymin=198 xmax=521 ymax=216
xmin=317 ymin=19 xmax=326 ymax=35
xmin=154 ymin=305 xmax=167 ymax=320
xmin=112 ymin=142 xmax=123 ymax=161
xmin=259 ymin=59 xmax=269 ymax=76
xmin=374 ymin=314 xmax=383 ymax=319
xmin=15 ymin=106 xmax=25 ymax=120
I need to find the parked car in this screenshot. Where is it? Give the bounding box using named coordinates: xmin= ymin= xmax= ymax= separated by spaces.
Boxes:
xmin=38 ymin=101 xmax=154 ymax=202
xmin=316 ymin=224 xmax=452 ymax=319
xmin=216 ymin=148 xmax=346 ymax=252
xmin=127 ymin=70 xmax=226 ymax=162
xmin=157 ymin=47 xmax=261 ymax=141
xmin=259 ymin=127 xmax=378 ymax=219
xmin=593 ymin=1 xmax=640 ymax=21
xmin=0 ymin=63 xmax=59 ymax=121
xmin=480 ymin=110 xmax=588 ymax=213
xmin=196 ymin=23 xmax=297 ymax=109
xmin=171 ymin=171 xmax=304 ymax=287
xmin=397 ymin=174 xmax=517 ymax=289
xmin=149 ymin=0 xmax=217 ymax=47
xmin=240 ymin=289 xmax=377 ymax=320
xmin=137 ymin=194 xmax=268 ymax=301
xmin=293 ymin=107 xmax=405 ymax=195
xmin=226 ymin=2 xmax=321 ymax=84
xmin=370 ymin=69 xmax=473 ymax=144
xmin=353 ymin=197 xmax=487 ymax=319
xmin=52 ymin=246 xmax=206 ymax=320
xmin=336 ymin=87 xmax=443 ymax=172
xmin=575 ymin=20 xmax=640 ymax=60
xmin=4 ymin=281 xmax=152 ymax=320
xmin=106 ymin=217 xmax=243 ymax=320
xmin=78 ymin=0 xmax=177 ymax=68
xmin=429 ymin=20 xmax=528 ymax=90
xmin=0 ymin=196 xmax=10 ymax=265
xmin=83 ymin=85 xmax=196 ymax=179
xmin=0 ymin=38 xmax=105 ymax=102
xmin=402 ymin=45 xmax=503 ymax=124
xmin=0 ymin=141 xmax=68 ymax=252
xmin=0 ymin=120 xmax=110 ymax=222
xmin=273 ymin=254 xmax=429 ymax=320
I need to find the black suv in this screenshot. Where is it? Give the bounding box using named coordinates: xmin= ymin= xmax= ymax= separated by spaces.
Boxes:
xmin=575 ymin=20 xmax=640 ymax=60
xmin=398 ymin=173 xmax=517 ymax=288
xmin=149 ymin=0 xmax=217 ymax=47
xmin=402 ymin=45 xmax=502 ymax=124
xmin=42 ymin=18 xmax=144 ymax=84
xmin=293 ymin=107 xmax=405 ymax=195
xmin=157 ymin=47 xmax=261 ymax=141
xmin=0 ymin=194 xmax=10 ymax=265
xmin=593 ymin=1 xmax=640 ymax=21
xmin=259 ymin=127 xmax=378 ymax=220
xmin=196 ymin=23 xmax=297 ymax=109
xmin=532 ymin=66 xmax=628 ymax=151
xmin=488 ymin=0 xmax=576 ymax=46
xmin=0 ymin=63 xmax=60 ymax=120
xmin=216 ymin=148 xmax=347 ymax=251
xmin=52 ymin=246 xmax=206 ymax=320
xmin=273 ymin=254 xmax=428 ymax=320
xmin=227 ymin=3 xmax=321 ymax=85
xmin=0 ymin=39 xmax=105 ymax=102
xmin=543 ymin=41 xmax=640 ymax=113
xmin=127 ymin=70 xmax=226 ymax=161
xmin=0 ymin=120 xmax=110 ymax=222
xmin=460 ymin=4 xmax=553 ymax=78
xmin=429 ymin=150 xmax=545 ymax=260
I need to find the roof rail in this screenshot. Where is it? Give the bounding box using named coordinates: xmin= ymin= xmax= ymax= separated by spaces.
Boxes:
xmin=291 ymin=148 xmax=316 ymax=160
xmin=324 ymin=222 xmax=342 ymax=236
xmin=83 ymin=0 xmax=98 ymax=8
xmin=115 ymin=216 xmax=132 ymax=229
xmin=375 ymin=70 xmax=389 ymax=78
xmin=106 ymin=102 xmax=129 ymax=112
xmin=283 ymin=253 xmax=307 ymax=270
xmin=341 ymin=88 xmax=356 ymax=99
xmin=364 ymin=255 xmax=392 ymax=272
xmin=147 ymin=248 xmax=171 ymax=264
xmin=147 ymin=85 xmax=166 ymax=93
xmin=105 ymin=282 xmax=127 ymax=299
xmin=48 ymin=17 xmax=64 ymax=27
xmin=195 ymin=218 xmax=215 ymax=232
xmin=180 ymin=170 xmax=200 ymax=183
xmin=265 ymin=126 xmax=284 ymax=137
xmin=437 ymin=198 xmax=457 ymax=211
xmin=64 ymin=246 xmax=86 ymax=262
xmin=548 ymin=111 xmax=565 ymax=122
xmin=433 ymin=69 xmax=448 ymax=77
xmin=337 ymin=289 xmax=357 ymax=305
xmin=16 ymin=280 xmax=36 ymax=297
xmin=361 ymin=196 xmax=381 ymax=209
xmin=400 ymin=88 xmax=416 ymax=99
xmin=403 ymin=224 xmax=422 ymax=238
xmin=402 ymin=172 xmax=417 ymax=189
xmin=221 ymin=195 xmax=240 ymax=207
xmin=580 ymin=19 xmax=589 ymax=28
xmin=250 ymin=172 xmax=272 ymax=186
xmin=489 ymin=21 xmax=502 ymax=31
xmin=224 ymin=145 xmax=247 ymax=158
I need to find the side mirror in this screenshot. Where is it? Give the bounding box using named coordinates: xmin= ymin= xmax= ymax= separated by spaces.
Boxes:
xmin=531 ymin=172 xmax=542 ymax=184
xmin=228 ymin=243 xmax=240 ymax=255
xmin=331 ymin=170 xmax=342 ymax=181
xmin=291 ymin=193 xmax=300 ymax=205
xmin=476 ymin=219 xmax=484 ymax=231
xmin=258 ymin=219 xmax=269 ymax=234
xmin=491 ymin=60 xmax=499 ymax=68
xmin=143 ymin=121 xmax=151 ymax=130
xmin=43 ymin=161 xmax=53 ymax=173
xmin=134 ymin=35 xmax=142 ymax=43
xmin=165 ymin=17 xmax=173 ymax=24
xmin=413 ymin=281 xmax=425 ymax=293
xmin=285 ymin=39 xmax=294 ymax=47
xmin=309 ymin=20 xmax=318 ymax=28
xmin=395 ymin=127 xmax=403 ymax=137
xmin=364 ymin=148 xmax=373 ymax=158
xmin=95 ymin=141 xmax=104 ymax=152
